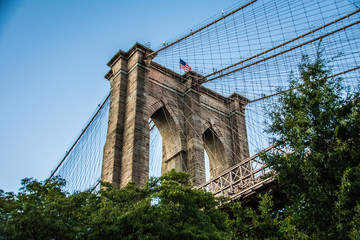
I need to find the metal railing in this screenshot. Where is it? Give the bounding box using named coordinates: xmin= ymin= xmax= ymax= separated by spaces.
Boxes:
xmin=197 ymin=143 xmax=281 ymax=200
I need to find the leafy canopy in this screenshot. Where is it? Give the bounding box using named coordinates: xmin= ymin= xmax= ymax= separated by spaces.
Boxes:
xmin=227 ymin=52 xmax=360 ymax=240
xmin=261 ymin=53 xmax=360 ymax=239
xmin=0 ymin=170 xmax=228 ymax=240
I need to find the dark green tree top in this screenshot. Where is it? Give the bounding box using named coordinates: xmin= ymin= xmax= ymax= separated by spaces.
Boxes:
xmin=262 ymin=52 xmax=360 ymax=239
xmin=0 ymin=170 xmax=229 ymax=240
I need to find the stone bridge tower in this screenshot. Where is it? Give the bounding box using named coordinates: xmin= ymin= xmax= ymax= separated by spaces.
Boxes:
xmin=101 ymin=43 xmax=249 ymax=188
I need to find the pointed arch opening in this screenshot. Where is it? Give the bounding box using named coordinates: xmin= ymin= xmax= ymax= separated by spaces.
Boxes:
xmin=149 ymin=106 xmax=183 ymax=177
xmin=149 ymin=120 xmax=162 ymax=178
xmin=204 ymin=149 xmax=210 ymax=182
xmin=203 ymin=128 xmax=226 ymax=178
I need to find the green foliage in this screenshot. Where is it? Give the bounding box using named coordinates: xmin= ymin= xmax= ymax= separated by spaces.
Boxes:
xmin=0 ymin=176 xmax=92 ymax=240
xmin=88 ymin=170 xmax=228 ymax=240
xmin=0 ymin=170 xmax=228 ymax=240
xmin=224 ymin=52 xmax=360 ymax=240
xmin=227 ymin=193 xmax=282 ymax=240
xmin=260 ymin=52 xmax=360 ymax=239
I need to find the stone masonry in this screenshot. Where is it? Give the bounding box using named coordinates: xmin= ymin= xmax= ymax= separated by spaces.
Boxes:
xmin=101 ymin=43 xmax=250 ymax=188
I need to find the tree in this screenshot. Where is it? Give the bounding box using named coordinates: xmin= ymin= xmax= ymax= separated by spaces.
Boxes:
xmin=0 ymin=176 xmax=88 ymax=240
xmin=260 ymin=52 xmax=360 ymax=239
xmin=226 ymin=52 xmax=360 ymax=240
xmin=227 ymin=193 xmax=282 ymax=240
xmin=87 ymin=170 xmax=229 ymax=240
xmin=0 ymin=170 xmax=229 ymax=240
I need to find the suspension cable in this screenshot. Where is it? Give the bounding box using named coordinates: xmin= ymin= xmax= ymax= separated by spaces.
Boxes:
xmin=250 ymin=66 xmax=360 ymax=103
xmin=202 ymin=20 xmax=360 ymax=83
xmin=203 ymin=8 xmax=360 ymax=80
xmin=145 ymin=0 xmax=258 ymax=59
xmin=47 ymin=93 xmax=110 ymax=181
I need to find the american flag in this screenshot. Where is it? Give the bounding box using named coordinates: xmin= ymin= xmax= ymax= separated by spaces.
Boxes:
xmin=180 ymin=59 xmax=192 ymax=72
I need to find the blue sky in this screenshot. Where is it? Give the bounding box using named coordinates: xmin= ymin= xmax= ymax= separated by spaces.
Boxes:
xmin=0 ymin=0 xmax=242 ymax=193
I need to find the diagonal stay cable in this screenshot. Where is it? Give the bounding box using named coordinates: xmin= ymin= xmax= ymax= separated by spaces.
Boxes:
xmin=47 ymin=93 xmax=110 ymax=181
xmin=145 ymin=0 xmax=258 ymax=59
xmin=201 ymin=14 xmax=360 ymax=83
xmin=249 ymin=65 xmax=360 ymax=103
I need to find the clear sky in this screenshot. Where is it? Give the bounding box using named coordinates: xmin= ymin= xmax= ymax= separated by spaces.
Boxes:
xmin=0 ymin=0 xmax=242 ymax=193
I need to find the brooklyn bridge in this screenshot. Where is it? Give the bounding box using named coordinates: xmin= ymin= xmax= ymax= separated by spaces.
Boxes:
xmin=48 ymin=0 xmax=360 ymax=203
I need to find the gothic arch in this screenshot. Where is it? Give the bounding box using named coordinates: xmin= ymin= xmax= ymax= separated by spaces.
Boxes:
xmin=147 ymin=100 xmax=165 ymax=120
xmin=149 ymin=103 xmax=185 ymax=174
xmin=202 ymin=125 xmax=227 ymax=177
